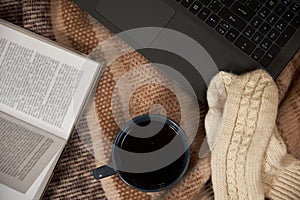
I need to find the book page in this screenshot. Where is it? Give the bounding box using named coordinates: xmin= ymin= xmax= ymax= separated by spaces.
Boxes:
xmin=0 ymin=19 xmax=102 ymax=196
xmin=0 ymin=20 xmax=101 ymax=139
xmin=0 ymin=146 xmax=63 ymax=200
xmin=0 ymin=112 xmax=64 ymax=193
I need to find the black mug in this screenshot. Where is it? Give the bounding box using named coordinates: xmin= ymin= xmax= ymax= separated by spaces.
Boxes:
xmin=93 ymin=114 xmax=190 ymax=192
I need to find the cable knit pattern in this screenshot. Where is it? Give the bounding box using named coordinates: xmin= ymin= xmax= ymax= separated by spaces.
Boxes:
xmin=227 ymin=73 xmax=267 ymax=199
xmin=207 ymin=69 xmax=300 ymax=200
xmin=206 ymin=70 xmax=287 ymax=200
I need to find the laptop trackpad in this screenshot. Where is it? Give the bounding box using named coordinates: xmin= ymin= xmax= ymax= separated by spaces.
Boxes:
xmin=95 ymin=0 xmax=175 ymax=45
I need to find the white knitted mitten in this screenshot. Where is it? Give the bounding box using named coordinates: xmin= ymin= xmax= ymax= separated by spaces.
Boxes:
xmin=205 ymin=70 xmax=300 ymax=200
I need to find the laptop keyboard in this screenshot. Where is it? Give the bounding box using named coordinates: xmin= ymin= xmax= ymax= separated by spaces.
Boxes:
xmin=176 ymin=0 xmax=300 ymax=67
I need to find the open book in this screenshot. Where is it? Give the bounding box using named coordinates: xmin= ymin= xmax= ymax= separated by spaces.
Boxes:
xmin=0 ymin=19 xmax=103 ymax=199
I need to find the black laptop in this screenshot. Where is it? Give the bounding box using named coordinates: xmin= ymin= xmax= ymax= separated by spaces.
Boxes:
xmin=73 ymin=0 xmax=300 ymax=102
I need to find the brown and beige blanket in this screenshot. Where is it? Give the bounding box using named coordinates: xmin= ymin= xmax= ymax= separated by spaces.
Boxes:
xmin=0 ymin=1 xmax=299 ymax=199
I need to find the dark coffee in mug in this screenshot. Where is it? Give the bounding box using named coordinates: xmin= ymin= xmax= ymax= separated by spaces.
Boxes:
xmin=93 ymin=114 xmax=190 ymax=192
xmin=115 ymin=116 xmax=189 ymax=191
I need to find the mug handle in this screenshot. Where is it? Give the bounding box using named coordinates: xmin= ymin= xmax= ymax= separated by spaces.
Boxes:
xmin=93 ymin=164 xmax=116 ymax=180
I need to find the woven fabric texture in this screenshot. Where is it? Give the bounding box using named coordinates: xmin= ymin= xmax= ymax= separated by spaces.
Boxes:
xmin=0 ymin=0 xmax=299 ymax=199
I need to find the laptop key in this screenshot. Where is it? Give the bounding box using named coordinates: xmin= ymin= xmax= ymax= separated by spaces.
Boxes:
xmin=216 ymin=25 xmax=227 ymax=35
xmin=290 ymin=3 xmax=299 ymax=13
xmin=274 ymin=4 xmax=286 ymax=15
xmin=267 ymin=13 xmax=279 ymax=25
xmin=259 ymin=7 xmax=270 ymax=18
xmin=276 ymin=25 xmax=295 ymax=47
xmin=266 ymin=0 xmax=278 ymax=10
xmin=220 ymin=20 xmax=230 ymax=30
xmin=282 ymin=10 xmax=294 ymax=22
xmin=225 ymin=28 xmax=239 ymax=42
xmin=198 ymin=7 xmax=211 ymax=20
xmin=260 ymin=54 xmax=273 ymax=67
xmin=275 ymin=19 xmax=287 ymax=31
xmin=206 ymin=14 xmax=220 ymax=28
xmin=260 ymin=45 xmax=280 ymax=67
xmin=198 ymin=0 xmax=209 ymax=5
xmin=268 ymin=29 xmax=280 ymax=40
xmin=252 ymin=48 xmax=265 ymax=61
xmin=269 ymin=45 xmax=280 ymax=57
xmin=291 ymin=16 xmax=300 ymax=28
xmin=252 ymin=32 xmax=264 ymax=44
xmin=219 ymin=7 xmax=247 ymax=31
xmin=220 ymin=0 xmax=234 ymax=7
xmin=181 ymin=0 xmax=194 ymax=8
xmin=244 ymin=26 xmax=255 ymax=38
xmin=260 ymin=38 xmax=272 ymax=50
xmin=232 ymin=2 xmax=255 ymax=21
xmin=190 ymin=1 xmax=203 ymax=14
xmin=251 ymin=16 xmax=263 ymax=28
xmin=246 ymin=0 xmax=262 ymax=12
xmin=259 ymin=22 xmax=271 ymax=34
xmin=209 ymin=1 xmax=222 ymax=13
xmin=281 ymin=0 xmax=291 ymax=6
xmin=235 ymin=35 xmax=256 ymax=54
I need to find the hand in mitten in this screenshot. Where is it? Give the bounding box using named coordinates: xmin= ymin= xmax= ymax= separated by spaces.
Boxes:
xmin=205 ymin=70 xmax=300 ymax=200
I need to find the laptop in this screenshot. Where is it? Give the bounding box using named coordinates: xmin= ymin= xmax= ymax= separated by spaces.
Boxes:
xmin=73 ymin=0 xmax=300 ymax=102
